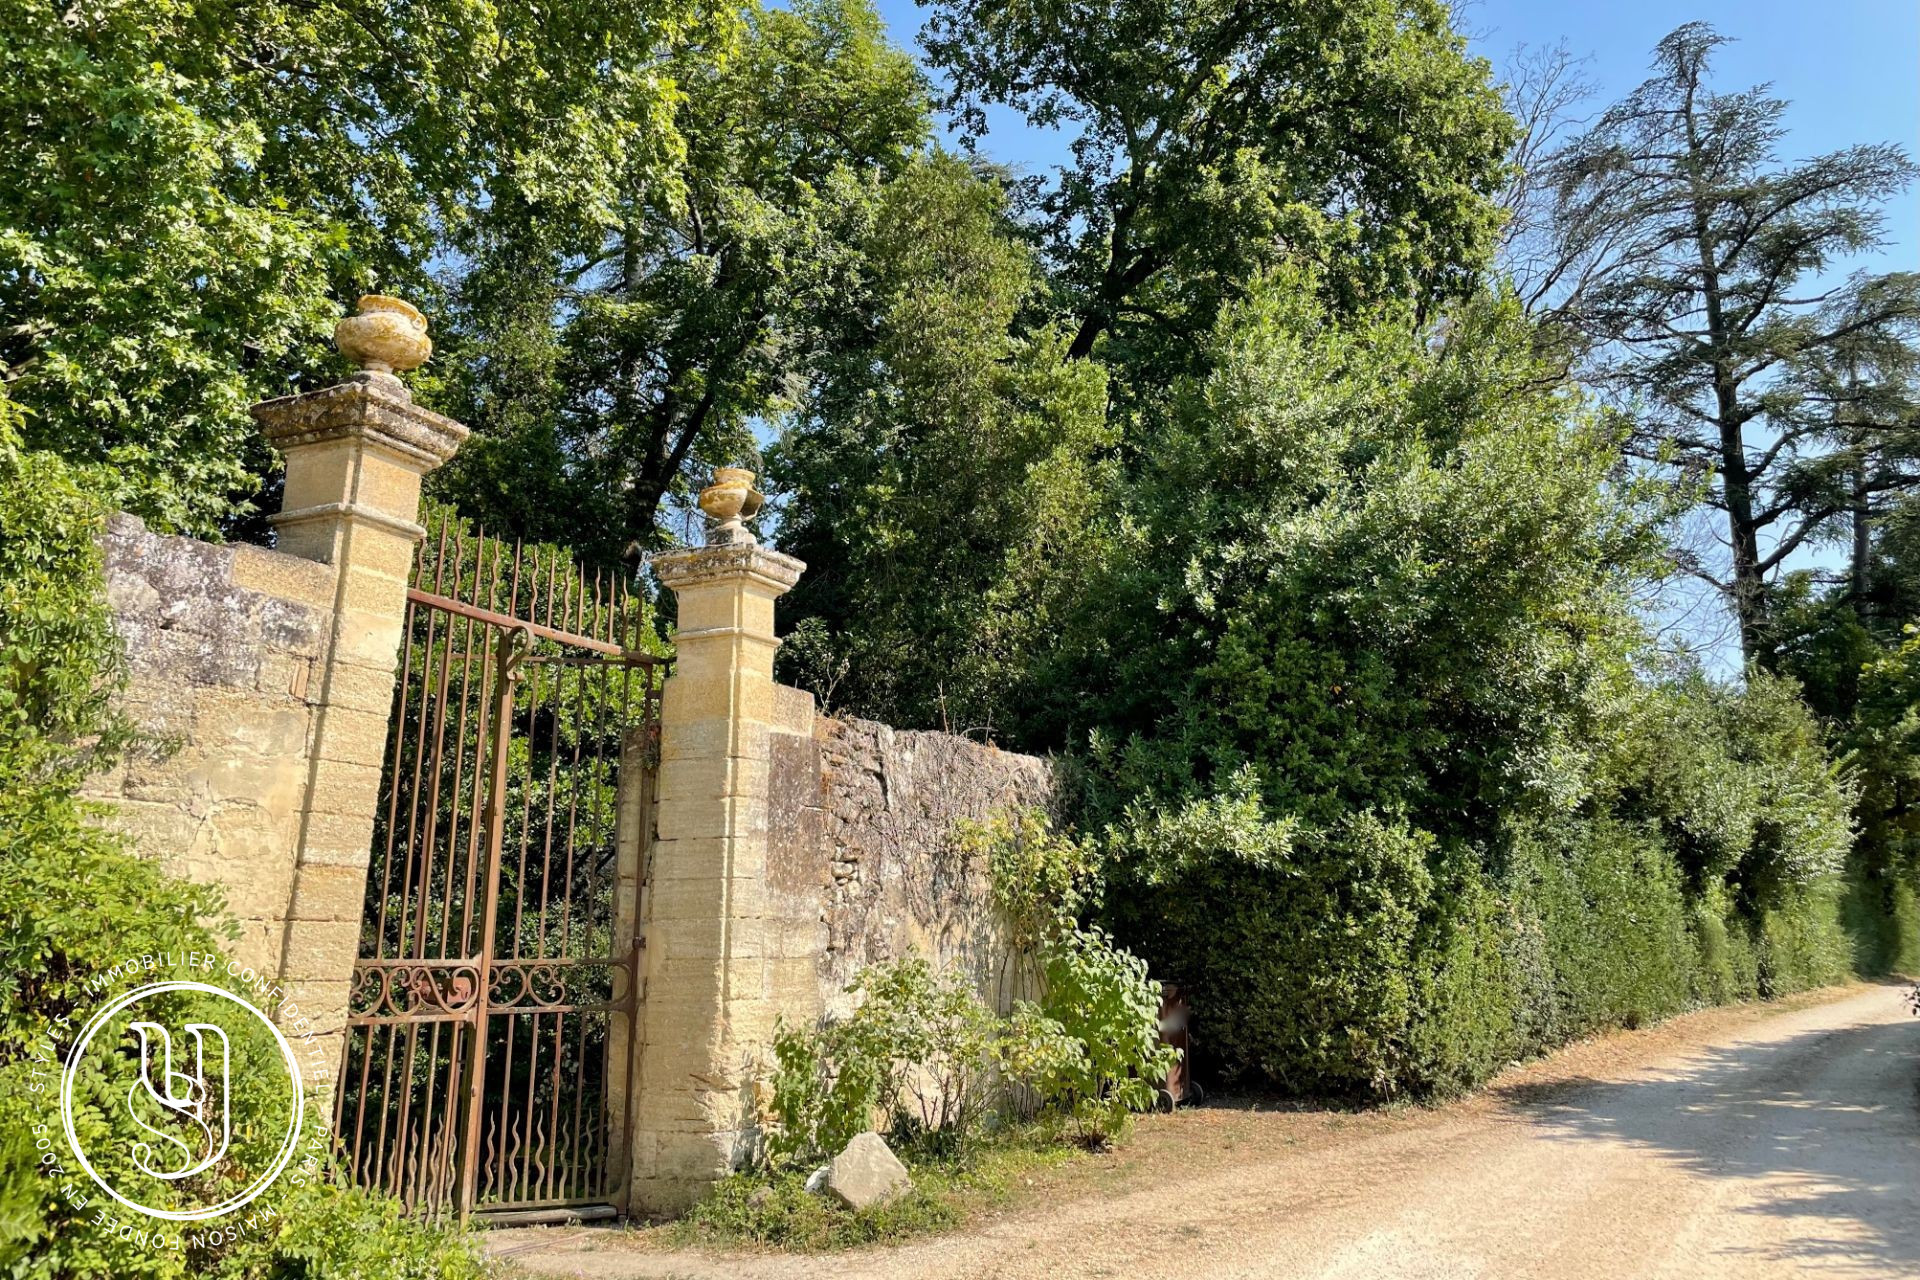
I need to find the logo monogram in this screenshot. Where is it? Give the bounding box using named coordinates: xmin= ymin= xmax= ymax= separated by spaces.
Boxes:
xmin=126 ymin=1021 xmax=231 ymax=1181
xmin=61 ymin=980 xmax=304 ymax=1222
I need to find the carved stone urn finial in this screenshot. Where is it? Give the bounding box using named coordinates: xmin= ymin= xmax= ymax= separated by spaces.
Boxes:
xmin=698 ymin=466 xmax=765 ymax=546
xmin=334 ymin=295 xmax=432 ymax=378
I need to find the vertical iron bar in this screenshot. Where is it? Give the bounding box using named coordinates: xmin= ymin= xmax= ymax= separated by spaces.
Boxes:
xmin=460 ymin=625 xmax=519 ymax=1219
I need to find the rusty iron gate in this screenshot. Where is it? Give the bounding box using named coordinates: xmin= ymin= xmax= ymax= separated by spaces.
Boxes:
xmin=336 ymin=519 xmax=666 ymax=1221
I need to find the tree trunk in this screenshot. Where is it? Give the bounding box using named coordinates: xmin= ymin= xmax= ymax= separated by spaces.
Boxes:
xmin=1683 ymin=69 xmax=1768 ymax=670
xmin=1851 ymin=451 xmax=1872 ymax=624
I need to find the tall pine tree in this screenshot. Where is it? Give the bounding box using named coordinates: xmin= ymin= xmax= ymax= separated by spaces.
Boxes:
xmin=1538 ymin=23 xmax=1920 ymax=665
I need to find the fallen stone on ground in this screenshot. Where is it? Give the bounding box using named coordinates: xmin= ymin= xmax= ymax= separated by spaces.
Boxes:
xmin=824 ymin=1132 xmax=911 ymax=1210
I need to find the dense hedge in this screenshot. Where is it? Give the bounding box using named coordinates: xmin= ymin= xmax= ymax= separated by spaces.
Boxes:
xmin=1106 ymin=676 xmax=1869 ymax=1100
xmin=1078 ymin=283 xmax=1903 ymax=1101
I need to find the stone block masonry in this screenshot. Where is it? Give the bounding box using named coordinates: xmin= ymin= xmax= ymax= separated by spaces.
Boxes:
xmin=635 ymin=466 xmax=1057 ymax=1215
xmin=767 ymin=712 xmax=1054 ymax=1018
xmin=85 ymin=516 xmax=333 ymax=975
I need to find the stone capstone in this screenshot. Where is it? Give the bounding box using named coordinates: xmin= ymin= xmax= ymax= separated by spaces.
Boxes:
xmin=824 ymin=1132 xmax=911 ymax=1211
xmin=252 ymin=371 xmax=467 ymax=474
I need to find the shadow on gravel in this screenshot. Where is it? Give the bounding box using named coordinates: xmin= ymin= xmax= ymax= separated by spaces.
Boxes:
xmin=1489 ymin=1009 xmax=1920 ymax=1273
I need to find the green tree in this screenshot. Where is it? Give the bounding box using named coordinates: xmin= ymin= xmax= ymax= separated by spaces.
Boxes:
xmin=769 ymin=153 xmax=1110 ymax=730
xmin=1600 ymin=668 xmax=1853 ymax=908
xmin=1773 ymin=502 xmax=1920 ymax=976
xmin=2 ymin=0 xmax=719 ymax=535
xmin=1042 ymin=274 xmax=1668 ymax=823
xmin=920 ymin=0 xmax=1515 ymax=379
xmin=1785 ymin=325 xmax=1920 ymax=627
xmin=438 ymin=0 xmax=928 ymax=558
xmin=1535 ymin=23 xmax=1920 ymax=665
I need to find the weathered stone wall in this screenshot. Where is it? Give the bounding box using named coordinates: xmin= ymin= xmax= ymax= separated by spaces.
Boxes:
xmin=82 ymin=514 xmax=339 ymax=975
xmin=765 ymin=702 xmax=1055 ymax=1019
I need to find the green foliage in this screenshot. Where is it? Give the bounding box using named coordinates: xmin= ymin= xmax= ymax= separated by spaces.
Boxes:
xmin=1689 ymin=881 xmax=1762 ymax=1006
xmin=1529 ymin=21 xmax=1920 ymax=661
xmin=961 ymin=808 xmax=1102 ymax=953
xmin=4 ymin=0 xmax=720 ymax=535
xmin=1752 ymin=880 xmax=1853 ymax=997
xmin=218 ymin=1179 xmax=489 ymax=1280
xmin=1046 ymin=279 xmax=1875 ymax=1098
xmin=1503 ymin=817 xmax=1696 ymax=1040
xmin=1109 ymin=786 xmax=1434 ymax=1095
xmin=0 ymin=804 xmax=248 ymax=1278
xmin=1069 ymin=277 xmax=1652 ymax=1093
xmin=764 ymin=923 xmax=1171 ymax=1162
xmin=763 ymin=1023 xmax=886 ymax=1174
xmin=1040 ymin=276 xmax=1666 ymax=820
xmin=0 ymin=434 xmax=127 ymax=800
xmin=776 ymin=0 xmax=1528 ymax=729
xmin=857 ymin=962 xmax=1001 ymax=1152
xmin=770 ymin=151 xmax=1112 ymax=729
xmin=1100 ymin=673 xmax=1867 ymax=1101
xmin=1841 ymin=874 xmax=1920 ymax=978
xmin=442 ymin=0 xmax=930 ymax=556
xmin=1774 ymin=504 xmax=1920 ymax=980
xmin=1602 ymin=671 xmax=1855 ymax=906
xmin=0 ymin=442 xmax=486 ymax=1277
xmin=921 ymin=0 xmax=1514 ymax=376
xmin=1403 ymin=851 xmax=1528 ymax=1096
xmin=1006 ymin=928 xmax=1175 ymax=1142
xmin=764 ymin=958 xmax=1001 ymax=1168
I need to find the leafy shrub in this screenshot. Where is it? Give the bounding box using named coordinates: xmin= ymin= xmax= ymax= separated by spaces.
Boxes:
xmin=855 ymin=961 xmax=1002 ymax=1153
xmin=1506 ymin=816 xmax=1695 ymax=1038
xmin=215 ymin=1180 xmax=487 ymax=1280
xmin=764 ymin=1020 xmax=887 ymax=1173
xmin=1109 ymin=781 xmax=1432 ymax=1095
xmin=1752 ymin=882 xmax=1852 ymax=997
xmin=764 ymin=958 xmax=1000 ymax=1167
xmin=1841 ymin=873 xmax=1920 ymax=977
xmin=1403 ymin=853 xmax=1526 ymax=1096
xmin=1602 ymin=672 xmax=1855 ymax=904
xmin=0 ymin=434 xmax=131 ymax=810
xmin=1003 ymin=927 xmax=1176 ymax=1142
xmin=0 ymin=440 xmax=487 ymax=1278
xmin=1775 ymin=589 xmax=1920 ymax=978
xmin=1099 ymin=632 xmax=1883 ymax=1104
xmin=765 ymin=803 xmax=1171 ymax=1167
xmin=765 ymin=931 xmax=1171 ymax=1163
xmin=1688 ymin=880 xmax=1760 ymax=1006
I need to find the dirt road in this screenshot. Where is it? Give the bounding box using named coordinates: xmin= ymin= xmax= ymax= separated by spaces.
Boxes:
xmin=496 ymin=982 xmax=1920 ymax=1279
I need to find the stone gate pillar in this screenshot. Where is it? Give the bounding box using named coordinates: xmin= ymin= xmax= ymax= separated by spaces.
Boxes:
xmin=250 ymin=296 xmax=466 ymax=1070
xmin=633 ymin=468 xmax=805 ymax=1214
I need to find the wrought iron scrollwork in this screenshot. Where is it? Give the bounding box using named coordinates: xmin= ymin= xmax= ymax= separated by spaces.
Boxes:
xmin=348 ymin=961 xmax=484 ymax=1020
xmin=338 ymin=515 xmax=665 ymax=1218
xmin=485 ymin=959 xmax=622 ymax=1014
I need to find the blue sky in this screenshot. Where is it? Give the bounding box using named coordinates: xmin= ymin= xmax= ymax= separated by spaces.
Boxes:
xmin=872 ymin=0 xmax=1919 ymax=270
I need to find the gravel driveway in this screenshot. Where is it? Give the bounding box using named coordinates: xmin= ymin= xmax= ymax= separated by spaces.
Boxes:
xmin=493 ymin=982 xmax=1920 ymax=1279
